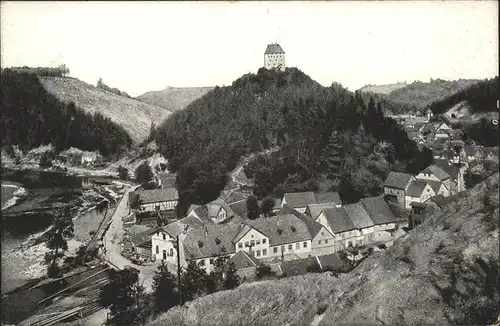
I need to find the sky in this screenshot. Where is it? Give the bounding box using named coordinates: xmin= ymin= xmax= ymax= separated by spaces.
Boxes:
xmin=1 ymin=1 xmax=498 ymax=97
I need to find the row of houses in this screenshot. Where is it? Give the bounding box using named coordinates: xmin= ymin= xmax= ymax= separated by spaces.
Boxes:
xmin=147 ymin=193 xmax=407 ymax=274
xmin=383 ymin=157 xmax=471 ymax=210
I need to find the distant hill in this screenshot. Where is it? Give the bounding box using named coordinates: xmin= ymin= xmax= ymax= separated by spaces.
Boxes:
xmin=149 ymin=172 xmax=500 ymax=326
xmin=359 ymin=82 xmax=408 ymax=95
xmin=137 ymin=86 xmax=214 ymax=112
xmin=358 ymin=79 xmax=482 ymax=114
xmin=40 ymin=77 xmax=172 ymax=143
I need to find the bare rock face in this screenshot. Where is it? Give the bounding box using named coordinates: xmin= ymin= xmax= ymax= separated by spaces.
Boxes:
xmin=320 ymin=173 xmax=499 ymax=326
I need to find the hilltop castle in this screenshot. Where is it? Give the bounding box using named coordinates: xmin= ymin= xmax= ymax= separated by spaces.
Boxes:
xmin=264 ymin=43 xmax=285 ymax=71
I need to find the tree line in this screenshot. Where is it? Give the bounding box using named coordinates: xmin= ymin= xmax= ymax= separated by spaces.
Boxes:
xmin=1 ymin=69 xmax=132 ymax=157
xmin=96 ymin=77 xmax=133 ymax=98
xmin=156 ymin=67 xmax=432 ymax=214
xmin=3 ymin=64 xmax=70 ymax=77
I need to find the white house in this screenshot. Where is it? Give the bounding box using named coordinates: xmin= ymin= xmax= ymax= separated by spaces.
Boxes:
xmin=187 ymin=199 xmax=235 ymax=224
xmin=359 ymin=196 xmax=398 ymax=242
xmin=316 ymin=207 xmax=362 ymax=251
xmin=404 ymin=180 xmax=436 ymax=209
xmin=416 ymin=164 xmax=457 ymax=195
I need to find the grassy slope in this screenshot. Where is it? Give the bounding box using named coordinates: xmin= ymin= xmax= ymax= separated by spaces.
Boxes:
xmin=39 ymin=77 xmax=172 ymax=144
xmin=358 ymin=83 xmax=408 ymax=95
xmin=148 ymin=173 xmax=499 ymax=326
xmin=137 ymin=86 xmax=214 ymax=112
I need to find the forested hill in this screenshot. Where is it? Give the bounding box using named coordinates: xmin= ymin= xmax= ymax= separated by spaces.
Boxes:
xmin=1 ymin=69 xmax=132 ymax=157
xmin=137 ymin=86 xmax=214 ymax=112
xmin=428 ymin=76 xmax=498 ymax=115
xmin=157 ymin=67 xmax=432 ymax=215
xmin=359 ymin=78 xmax=481 ymax=114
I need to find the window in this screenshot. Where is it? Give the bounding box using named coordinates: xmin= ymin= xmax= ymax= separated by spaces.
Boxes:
xmin=318 ymin=240 xmax=322 ymax=244
xmin=256 ymin=250 xmax=261 ymax=256
xmin=256 ymin=240 xmax=261 ymax=245
xmin=262 ymin=238 xmax=267 ymax=244
xmin=296 ymin=243 xmax=300 ymax=249
xmin=199 ymin=260 xmax=205 ymax=266
xmin=325 ymin=239 xmax=328 ymax=244
xmin=303 ymin=242 xmax=308 ymax=248
xmin=156 ymin=205 xmax=160 ymax=211
xmin=321 ymin=232 xmax=324 ymax=236
xmin=245 ymin=241 xmax=249 ymax=247
xmin=156 ymin=245 xmax=159 ymax=254
xmin=281 ymin=245 xmax=285 ymax=252
xmin=238 ymin=243 xmax=243 ymax=248
xmin=288 ymin=244 xmax=292 ymax=251
xmin=209 ymin=258 xmax=214 ymax=265
xmin=251 ymin=234 xmax=254 ymax=238
xmin=263 ymin=249 xmax=267 ymax=255
xmin=162 ymin=250 xmax=166 ymax=260
xmin=273 ymin=247 xmax=278 ymax=254
xmin=251 ymin=240 xmax=255 ymax=246
xmin=162 ymin=233 xmax=166 ymax=240
xmin=169 ymin=248 xmax=174 ymax=256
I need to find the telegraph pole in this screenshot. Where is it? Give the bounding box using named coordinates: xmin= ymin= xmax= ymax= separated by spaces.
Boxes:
xmin=176 ymin=235 xmax=183 ymax=306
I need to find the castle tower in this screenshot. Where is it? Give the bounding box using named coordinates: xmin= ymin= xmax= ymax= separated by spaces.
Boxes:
xmin=264 ymin=43 xmax=285 ymax=71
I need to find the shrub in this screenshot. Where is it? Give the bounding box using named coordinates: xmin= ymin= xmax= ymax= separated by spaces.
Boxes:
xmin=39 ymin=151 xmax=53 ymax=168
xmin=255 ymin=263 xmax=275 ymax=279
xmin=118 ymin=165 xmax=129 ymax=180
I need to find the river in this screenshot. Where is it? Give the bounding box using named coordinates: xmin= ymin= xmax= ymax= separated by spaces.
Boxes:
xmin=1 ymin=168 xmax=124 ymax=295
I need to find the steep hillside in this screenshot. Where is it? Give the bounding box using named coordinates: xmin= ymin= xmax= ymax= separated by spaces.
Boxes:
xmin=359 ymin=82 xmax=408 ymax=95
xmin=156 ymin=67 xmax=431 ymax=215
xmin=137 ymin=86 xmax=214 ymax=112
xmin=39 ymin=77 xmax=172 ymax=143
xmin=148 ymin=173 xmax=499 ymax=326
xmin=359 ymin=79 xmax=481 ymax=114
xmin=1 ymin=69 xmax=132 ymax=156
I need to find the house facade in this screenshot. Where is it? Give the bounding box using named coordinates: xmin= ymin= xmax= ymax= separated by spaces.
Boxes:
xmin=383 ymin=172 xmax=415 ymax=207
xmin=264 ymin=43 xmax=286 ymax=71
xmin=151 ymin=228 xmax=179 ymax=263
xmin=405 ymin=180 xmax=436 ymax=209
xmin=131 ymin=188 xmax=179 ymax=213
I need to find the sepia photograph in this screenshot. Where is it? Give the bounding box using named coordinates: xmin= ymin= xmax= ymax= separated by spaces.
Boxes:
xmin=1 ymin=1 xmax=498 ymax=325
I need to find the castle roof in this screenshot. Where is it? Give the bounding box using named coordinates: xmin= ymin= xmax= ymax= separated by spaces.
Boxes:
xmin=265 ymin=43 xmax=285 ymax=54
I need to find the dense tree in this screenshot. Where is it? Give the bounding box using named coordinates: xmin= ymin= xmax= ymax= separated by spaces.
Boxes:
xmin=152 ymin=261 xmax=179 ymax=313
xmin=317 ymin=130 xmax=343 ymax=180
xmin=129 ymin=193 xmax=143 ymax=213
xmin=43 ymin=207 xmax=75 ymax=277
xmin=255 ymin=263 xmax=276 ymax=280
xmin=99 ymin=267 xmax=149 ymax=325
xmin=181 ymin=257 xmax=208 ymax=302
xmin=118 ymin=165 xmax=129 ymax=180
xmin=135 ymin=161 xmax=154 ymax=185
xmin=224 ymin=262 xmax=240 ymax=290
xmin=259 ymin=196 xmax=276 ymax=217
xmin=39 ymin=151 xmax=54 ymax=169
xmin=1 ymin=69 xmax=132 ymax=156
xmin=246 ymin=195 xmax=259 ymax=219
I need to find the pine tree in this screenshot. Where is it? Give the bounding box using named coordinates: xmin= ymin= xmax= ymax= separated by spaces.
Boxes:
xmin=246 ymin=195 xmax=259 ymax=219
xmin=318 ymin=130 xmax=343 ymax=180
xmin=181 ymin=257 xmax=208 ymax=302
xmin=224 ymin=261 xmax=240 ymax=290
xmin=152 ymin=261 xmax=179 ymax=313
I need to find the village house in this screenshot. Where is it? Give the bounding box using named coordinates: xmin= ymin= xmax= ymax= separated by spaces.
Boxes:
xmin=383 ymin=172 xmax=415 ymax=207
xmin=462 ymin=145 xmax=486 ymax=163
xmin=419 ymin=122 xmax=435 ymax=135
xmin=360 ymin=196 xmax=400 ymax=241
xmin=425 ymin=107 xmax=433 ymax=120
xmin=187 ymin=198 xmax=235 ymax=224
xmin=81 ymin=151 xmax=98 ymax=166
xmin=281 ymin=191 xmax=342 ymax=214
xmin=483 ymin=147 xmax=499 ymax=162
xmin=435 ymin=122 xmax=452 ymax=132
xmin=129 ymin=188 xmax=179 ymax=213
xmin=264 ymin=43 xmax=286 ymax=71
xmin=404 ymin=180 xmax=437 ymax=208
xmin=316 ymin=207 xmax=361 ymax=251
xmin=122 ymin=228 xmax=158 ymax=258
xmin=416 ymin=164 xmax=457 ymax=195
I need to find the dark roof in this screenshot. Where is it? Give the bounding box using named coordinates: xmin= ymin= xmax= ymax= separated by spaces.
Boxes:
xmin=387 ymin=201 xmax=410 ymax=221
xmin=321 ymin=207 xmax=356 ymax=233
xmin=406 ymin=180 xmax=429 ymax=197
xmin=227 ymin=250 xmax=261 ymax=270
xmin=383 ymin=172 xmax=413 ymax=189
xmin=182 ymin=223 xmax=242 ymax=259
xmin=360 ymin=196 xmax=398 ymax=225
xmin=428 ymin=192 xmax=467 ymax=209
xmin=433 ymin=159 xmax=460 ymax=179
xmin=207 ymin=199 xmax=235 ymax=220
xmin=281 ymin=256 xmax=318 ymax=276
xmin=278 ymin=205 xmax=324 ymax=238
xmin=410 ymin=201 xmax=426 ymax=208
xmin=307 ymin=203 xmax=339 ymax=219
xmin=133 ymin=188 xmax=179 ymax=204
xmin=421 ymin=165 xmax=450 ymax=181
xmin=420 ymin=123 xmax=435 ymax=133
xmin=158 ymin=172 xmax=176 ymax=188
xmin=343 ymin=203 xmax=374 ymax=229
xmin=228 ymin=200 xmax=248 ymax=218
xmin=317 ymin=253 xmax=345 ymax=270
xmin=264 ymin=43 xmax=285 ymax=54
xmin=247 ymin=214 xmax=312 ymax=246
xmin=283 ymin=192 xmax=317 ymax=208
xmin=425 ymin=180 xmax=444 ymax=193
xmin=314 ymin=192 xmax=341 ymax=205
xmin=127 ymin=227 xmax=158 ymax=246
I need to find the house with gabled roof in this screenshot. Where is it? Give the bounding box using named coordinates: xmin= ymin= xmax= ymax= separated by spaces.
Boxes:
xmin=315 ymin=207 xmax=360 ymax=251
xmin=416 ymin=164 xmax=457 ymax=195
xmin=306 ymin=203 xmax=339 ymax=219
xmin=404 ymin=180 xmax=436 ymax=209
xmin=278 ymin=205 xmax=335 ymax=256
xmin=360 ymin=196 xmax=399 ymax=242
xmin=123 ymin=227 xmax=159 ymax=258
xmin=383 ymin=172 xmax=415 ymax=207
xmin=281 ymin=191 xmax=341 ymax=214
xmin=344 ymin=202 xmax=375 ymax=245
xmin=187 ymin=198 xmax=235 ymax=224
